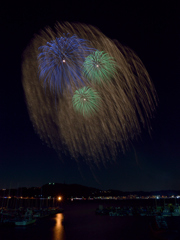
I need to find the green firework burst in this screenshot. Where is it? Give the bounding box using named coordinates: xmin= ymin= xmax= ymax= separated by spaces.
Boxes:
xmin=72 ymin=86 xmax=101 ymax=116
xmin=83 ymin=50 xmax=117 ymax=84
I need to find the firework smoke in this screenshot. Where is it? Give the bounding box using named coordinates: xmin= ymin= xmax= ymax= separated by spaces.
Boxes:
xmin=22 ymin=21 xmax=157 ymax=165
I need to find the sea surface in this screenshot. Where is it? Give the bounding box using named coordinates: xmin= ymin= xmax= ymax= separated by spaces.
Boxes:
xmin=1 ymin=200 xmax=180 ymax=240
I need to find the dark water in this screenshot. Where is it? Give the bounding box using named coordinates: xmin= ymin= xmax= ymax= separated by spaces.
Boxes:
xmin=0 ymin=213 xmax=65 ymax=240
xmin=1 ymin=200 xmax=180 ymax=240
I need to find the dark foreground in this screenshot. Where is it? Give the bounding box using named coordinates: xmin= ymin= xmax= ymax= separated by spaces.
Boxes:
xmin=63 ymin=201 xmax=180 ymax=240
xmin=0 ymin=200 xmax=180 ymax=240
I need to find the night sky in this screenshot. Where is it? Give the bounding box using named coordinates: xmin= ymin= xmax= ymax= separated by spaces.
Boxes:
xmin=0 ymin=1 xmax=179 ymax=191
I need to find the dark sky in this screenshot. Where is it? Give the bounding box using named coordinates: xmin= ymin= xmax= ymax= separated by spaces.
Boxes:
xmin=0 ymin=1 xmax=179 ymax=191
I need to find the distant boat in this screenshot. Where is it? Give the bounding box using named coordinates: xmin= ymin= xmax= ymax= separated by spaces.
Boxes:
xmin=0 ymin=210 xmax=15 ymax=227
xmin=15 ymin=216 xmax=36 ymax=226
xmin=33 ymin=211 xmax=41 ymax=218
xmin=15 ymin=208 xmax=36 ymax=226
xmin=172 ymin=207 xmax=180 ymax=216
xmin=0 ymin=217 xmax=15 ymax=227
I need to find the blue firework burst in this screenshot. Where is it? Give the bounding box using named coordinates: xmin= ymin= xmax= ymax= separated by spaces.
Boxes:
xmin=38 ymin=34 xmax=94 ymax=94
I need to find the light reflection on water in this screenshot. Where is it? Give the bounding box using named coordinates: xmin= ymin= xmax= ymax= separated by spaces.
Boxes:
xmin=53 ymin=213 xmax=65 ymax=240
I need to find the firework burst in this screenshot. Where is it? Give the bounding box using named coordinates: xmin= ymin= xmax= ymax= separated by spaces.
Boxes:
xmin=38 ymin=34 xmax=93 ymax=94
xmin=22 ymin=21 xmax=157 ymax=165
xmin=83 ymin=50 xmax=117 ymax=84
xmin=72 ymin=86 xmax=101 ymax=116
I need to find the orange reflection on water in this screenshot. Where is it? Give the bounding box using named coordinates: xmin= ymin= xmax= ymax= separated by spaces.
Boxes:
xmin=53 ymin=213 xmax=65 ymax=240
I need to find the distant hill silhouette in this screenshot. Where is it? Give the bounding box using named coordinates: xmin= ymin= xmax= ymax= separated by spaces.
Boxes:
xmin=1 ymin=183 xmax=180 ymax=198
xmin=41 ymin=183 xmax=99 ymax=198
